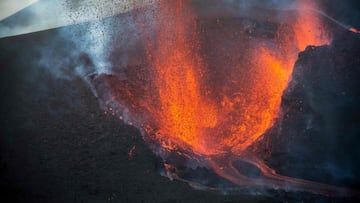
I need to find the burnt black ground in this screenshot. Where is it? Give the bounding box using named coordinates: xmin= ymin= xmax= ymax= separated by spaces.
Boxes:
xmin=0 ymin=29 xmax=277 ymax=203
xmin=1 ymin=1 xmax=360 ymax=202
xmin=0 ymin=27 xmax=358 ymax=203
xmin=255 ymin=29 xmax=360 ymax=199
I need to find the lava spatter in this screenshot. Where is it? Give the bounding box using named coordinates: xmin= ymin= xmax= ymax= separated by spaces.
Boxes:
xmin=107 ymin=0 xmax=359 ymax=196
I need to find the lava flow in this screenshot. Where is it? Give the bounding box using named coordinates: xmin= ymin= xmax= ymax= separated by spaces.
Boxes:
xmin=102 ymin=0 xmax=358 ymax=196
xmin=138 ymin=0 xmax=331 ymax=155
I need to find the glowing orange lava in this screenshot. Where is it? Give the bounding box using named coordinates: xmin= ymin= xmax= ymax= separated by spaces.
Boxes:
xmin=112 ymin=0 xmax=360 ymax=196
xmin=141 ymin=0 xmax=329 ymax=156
xmin=222 ymin=47 xmax=293 ymax=153
xmin=145 ymin=0 xmax=218 ymax=154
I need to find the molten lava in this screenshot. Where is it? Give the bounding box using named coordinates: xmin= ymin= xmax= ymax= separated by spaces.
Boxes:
xmin=109 ymin=0 xmax=359 ymax=196
xmin=141 ymin=0 xmax=330 ymax=156
xmin=147 ymin=1 xmax=218 ymax=154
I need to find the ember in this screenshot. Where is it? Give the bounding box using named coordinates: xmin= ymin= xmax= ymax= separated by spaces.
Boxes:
xmin=96 ymin=0 xmax=357 ymax=196
xmin=133 ymin=0 xmax=331 ymax=156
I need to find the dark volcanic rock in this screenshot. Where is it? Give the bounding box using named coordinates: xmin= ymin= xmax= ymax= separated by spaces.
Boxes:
xmin=0 ymin=23 xmax=272 ymax=203
xmin=1 ymin=1 xmax=360 ymax=202
xmin=258 ymin=30 xmax=360 ymax=191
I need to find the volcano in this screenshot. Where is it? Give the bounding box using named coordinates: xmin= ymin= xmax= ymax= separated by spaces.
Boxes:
xmin=91 ymin=0 xmax=354 ymax=196
xmin=0 ymin=0 xmax=360 ymax=202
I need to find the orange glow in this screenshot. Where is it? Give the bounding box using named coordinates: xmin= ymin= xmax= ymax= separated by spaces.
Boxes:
xmin=294 ymin=0 xmax=330 ymax=50
xmin=109 ymin=0 xmax=353 ymax=195
xmin=138 ymin=0 xmax=330 ymax=156
xmin=146 ymin=0 xmax=218 ymax=154
xmin=221 ymin=47 xmax=293 ymax=153
xmin=349 ymin=27 xmax=360 ymax=33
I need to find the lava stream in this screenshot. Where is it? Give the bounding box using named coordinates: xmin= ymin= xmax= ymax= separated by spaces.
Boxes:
xmin=207 ymin=152 xmax=358 ymax=196
xmin=124 ymin=0 xmax=358 ymax=196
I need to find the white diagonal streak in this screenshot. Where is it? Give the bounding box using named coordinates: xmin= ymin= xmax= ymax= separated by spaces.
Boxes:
xmin=0 ymin=0 xmax=155 ymax=38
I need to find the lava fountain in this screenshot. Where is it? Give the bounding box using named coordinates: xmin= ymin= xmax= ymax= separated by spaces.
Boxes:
xmin=97 ymin=0 xmax=358 ymax=196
